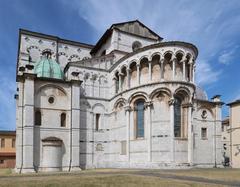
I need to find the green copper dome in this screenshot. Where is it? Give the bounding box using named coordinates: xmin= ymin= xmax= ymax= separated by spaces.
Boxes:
xmin=34 ymin=53 xmax=64 ymax=80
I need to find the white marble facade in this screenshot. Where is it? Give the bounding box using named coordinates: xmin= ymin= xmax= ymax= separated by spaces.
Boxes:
xmin=15 ymin=20 xmax=223 ymax=173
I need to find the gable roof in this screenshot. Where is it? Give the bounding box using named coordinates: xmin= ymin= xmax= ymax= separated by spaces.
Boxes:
xmin=90 ymin=20 xmax=163 ymax=55
xmin=112 ymin=20 xmax=163 ymax=40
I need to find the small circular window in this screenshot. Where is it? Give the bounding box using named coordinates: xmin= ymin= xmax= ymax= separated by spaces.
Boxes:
xmin=48 ymin=96 xmax=55 ymax=104
xmin=201 ymin=110 xmax=207 ymax=119
xmin=132 ymin=41 xmax=142 ymax=52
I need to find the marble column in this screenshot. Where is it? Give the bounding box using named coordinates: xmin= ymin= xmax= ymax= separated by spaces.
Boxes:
xmin=187 ymin=104 xmax=193 ymax=165
xmin=125 ymin=106 xmax=131 ymax=162
xmin=193 ymin=65 xmax=196 ymax=83
xmin=113 ymin=77 xmax=118 ymax=94
xmin=119 ymin=73 xmax=122 ymax=92
xmin=98 ymin=78 xmax=101 ymax=97
xmin=137 ymin=64 xmax=140 ymax=85
xmin=91 ymin=76 xmax=94 ymax=97
xmin=145 ymin=102 xmax=152 ymax=162
xmin=169 ymin=98 xmax=175 ymax=162
xmin=160 ymin=59 xmax=164 ymax=81
xmin=172 ymin=58 xmax=176 ymax=80
xmin=148 ymin=61 xmax=152 ymax=81
xmin=182 ymin=60 xmax=186 ymax=81
xmin=127 ymin=68 xmax=130 ymax=89
xmin=189 ymin=63 xmax=193 ymax=82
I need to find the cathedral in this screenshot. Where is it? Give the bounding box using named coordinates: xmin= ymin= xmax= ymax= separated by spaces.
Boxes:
xmin=15 ymin=20 xmax=223 ymax=173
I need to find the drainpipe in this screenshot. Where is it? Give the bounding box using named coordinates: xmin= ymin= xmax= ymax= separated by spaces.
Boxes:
xmin=230 ymin=108 xmax=232 ymax=168
xmin=214 ymin=120 xmax=217 ymax=168
xmin=69 ymin=84 xmax=73 ymax=171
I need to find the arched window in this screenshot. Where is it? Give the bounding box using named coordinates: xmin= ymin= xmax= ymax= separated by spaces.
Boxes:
xmin=61 ymin=113 xmax=66 ymax=127
xmin=95 ymin=113 xmax=100 ymax=131
xmin=174 ymin=97 xmax=182 ymax=137
xmin=135 ymin=99 xmax=145 ymax=138
xmin=187 ymin=64 xmax=191 ymax=81
xmin=35 ymin=110 xmax=41 ymax=126
xmin=115 ymin=79 xmax=119 ymax=93
xmin=114 ymin=73 xmax=119 ymax=94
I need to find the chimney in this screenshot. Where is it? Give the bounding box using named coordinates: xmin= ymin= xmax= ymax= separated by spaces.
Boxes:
xmin=211 ymin=95 xmax=221 ymax=102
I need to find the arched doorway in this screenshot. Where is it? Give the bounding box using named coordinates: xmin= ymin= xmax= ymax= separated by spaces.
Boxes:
xmin=42 ymin=137 xmax=63 ymax=171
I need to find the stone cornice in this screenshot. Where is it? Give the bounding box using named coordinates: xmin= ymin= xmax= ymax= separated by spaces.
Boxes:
xmin=70 ymin=79 xmax=82 ymax=85
xmin=194 ymin=99 xmax=224 ymax=106
xmin=111 ymin=81 xmax=195 ymax=101
xmin=65 ymin=41 xmax=198 ymax=75
xmin=20 ymin=29 xmax=94 ymax=49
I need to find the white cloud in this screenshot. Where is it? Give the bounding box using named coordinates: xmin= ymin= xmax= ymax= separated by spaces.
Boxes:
xmin=62 ymin=0 xmax=144 ymax=33
xmin=219 ymin=50 xmax=234 ymax=65
xmin=61 ymin=0 xmax=240 ymax=87
xmin=219 ymin=46 xmax=238 ymax=65
xmin=196 ymin=60 xmax=221 ymax=86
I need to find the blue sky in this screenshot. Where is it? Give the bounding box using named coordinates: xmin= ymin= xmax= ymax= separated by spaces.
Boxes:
xmin=0 ymin=0 xmax=240 ymax=130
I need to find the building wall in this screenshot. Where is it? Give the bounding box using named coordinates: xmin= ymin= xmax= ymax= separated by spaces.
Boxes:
xmin=0 ymin=157 xmax=15 ymax=168
xmin=193 ymin=102 xmax=222 ymax=166
xmin=0 ymin=135 xmax=15 ymax=153
xmin=94 ymin=29 xmax=158 ymax=57
xmin=230 ymin=103 xmax=240 ymax=168
xmin=15 ymin=24 xmax=223 ymax=172
xmin=221 ymin=119 xmax=230 ymax=166
xmin=0 ymin=133 xmax=16 ymax=168
xmin=18 ymin=32 xmax=92 ymax=73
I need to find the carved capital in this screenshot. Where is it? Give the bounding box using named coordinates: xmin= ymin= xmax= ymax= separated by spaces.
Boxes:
xmin=119 ymin=72 xmax=124 ymax=76
xmin=144 ymin=101 xmax=153 ymax=109
xmin=124 ymin=105 xmax=132 ymax=112
xmin=170 ymin=55 xmax=177 ymax=62
xmin=112 ymin=76 xmax=118 ymax=81
xmin=189 ymin=58 xmax=195 ymax=65
xmin=168 ymin=98 xmax=175 ymax=106
xmin=180 ymin=58 xmax=187 ymax=64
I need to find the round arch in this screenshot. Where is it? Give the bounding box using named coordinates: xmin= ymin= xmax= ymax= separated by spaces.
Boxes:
xmin=128 ymin=91 xmax=149 ymax=106
xmin=149 ymin=87 xmax=172 ymax=100
xmin=129 ymin=60 xmax=138 ymax=67
xmin=139 ymin=55 xmax=149 ymax=63
xmin=36 ymin=84 xmax=67 ymax=96
xmin=163 ymin=50 xmax=174 ymax=58
xmin=174 ymin=86 xmax=192 ymax=103
xmin=113 ymin=97 xmax=127 ymax=111
xmin=150 ymin=52 xmax=161 ymax=61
